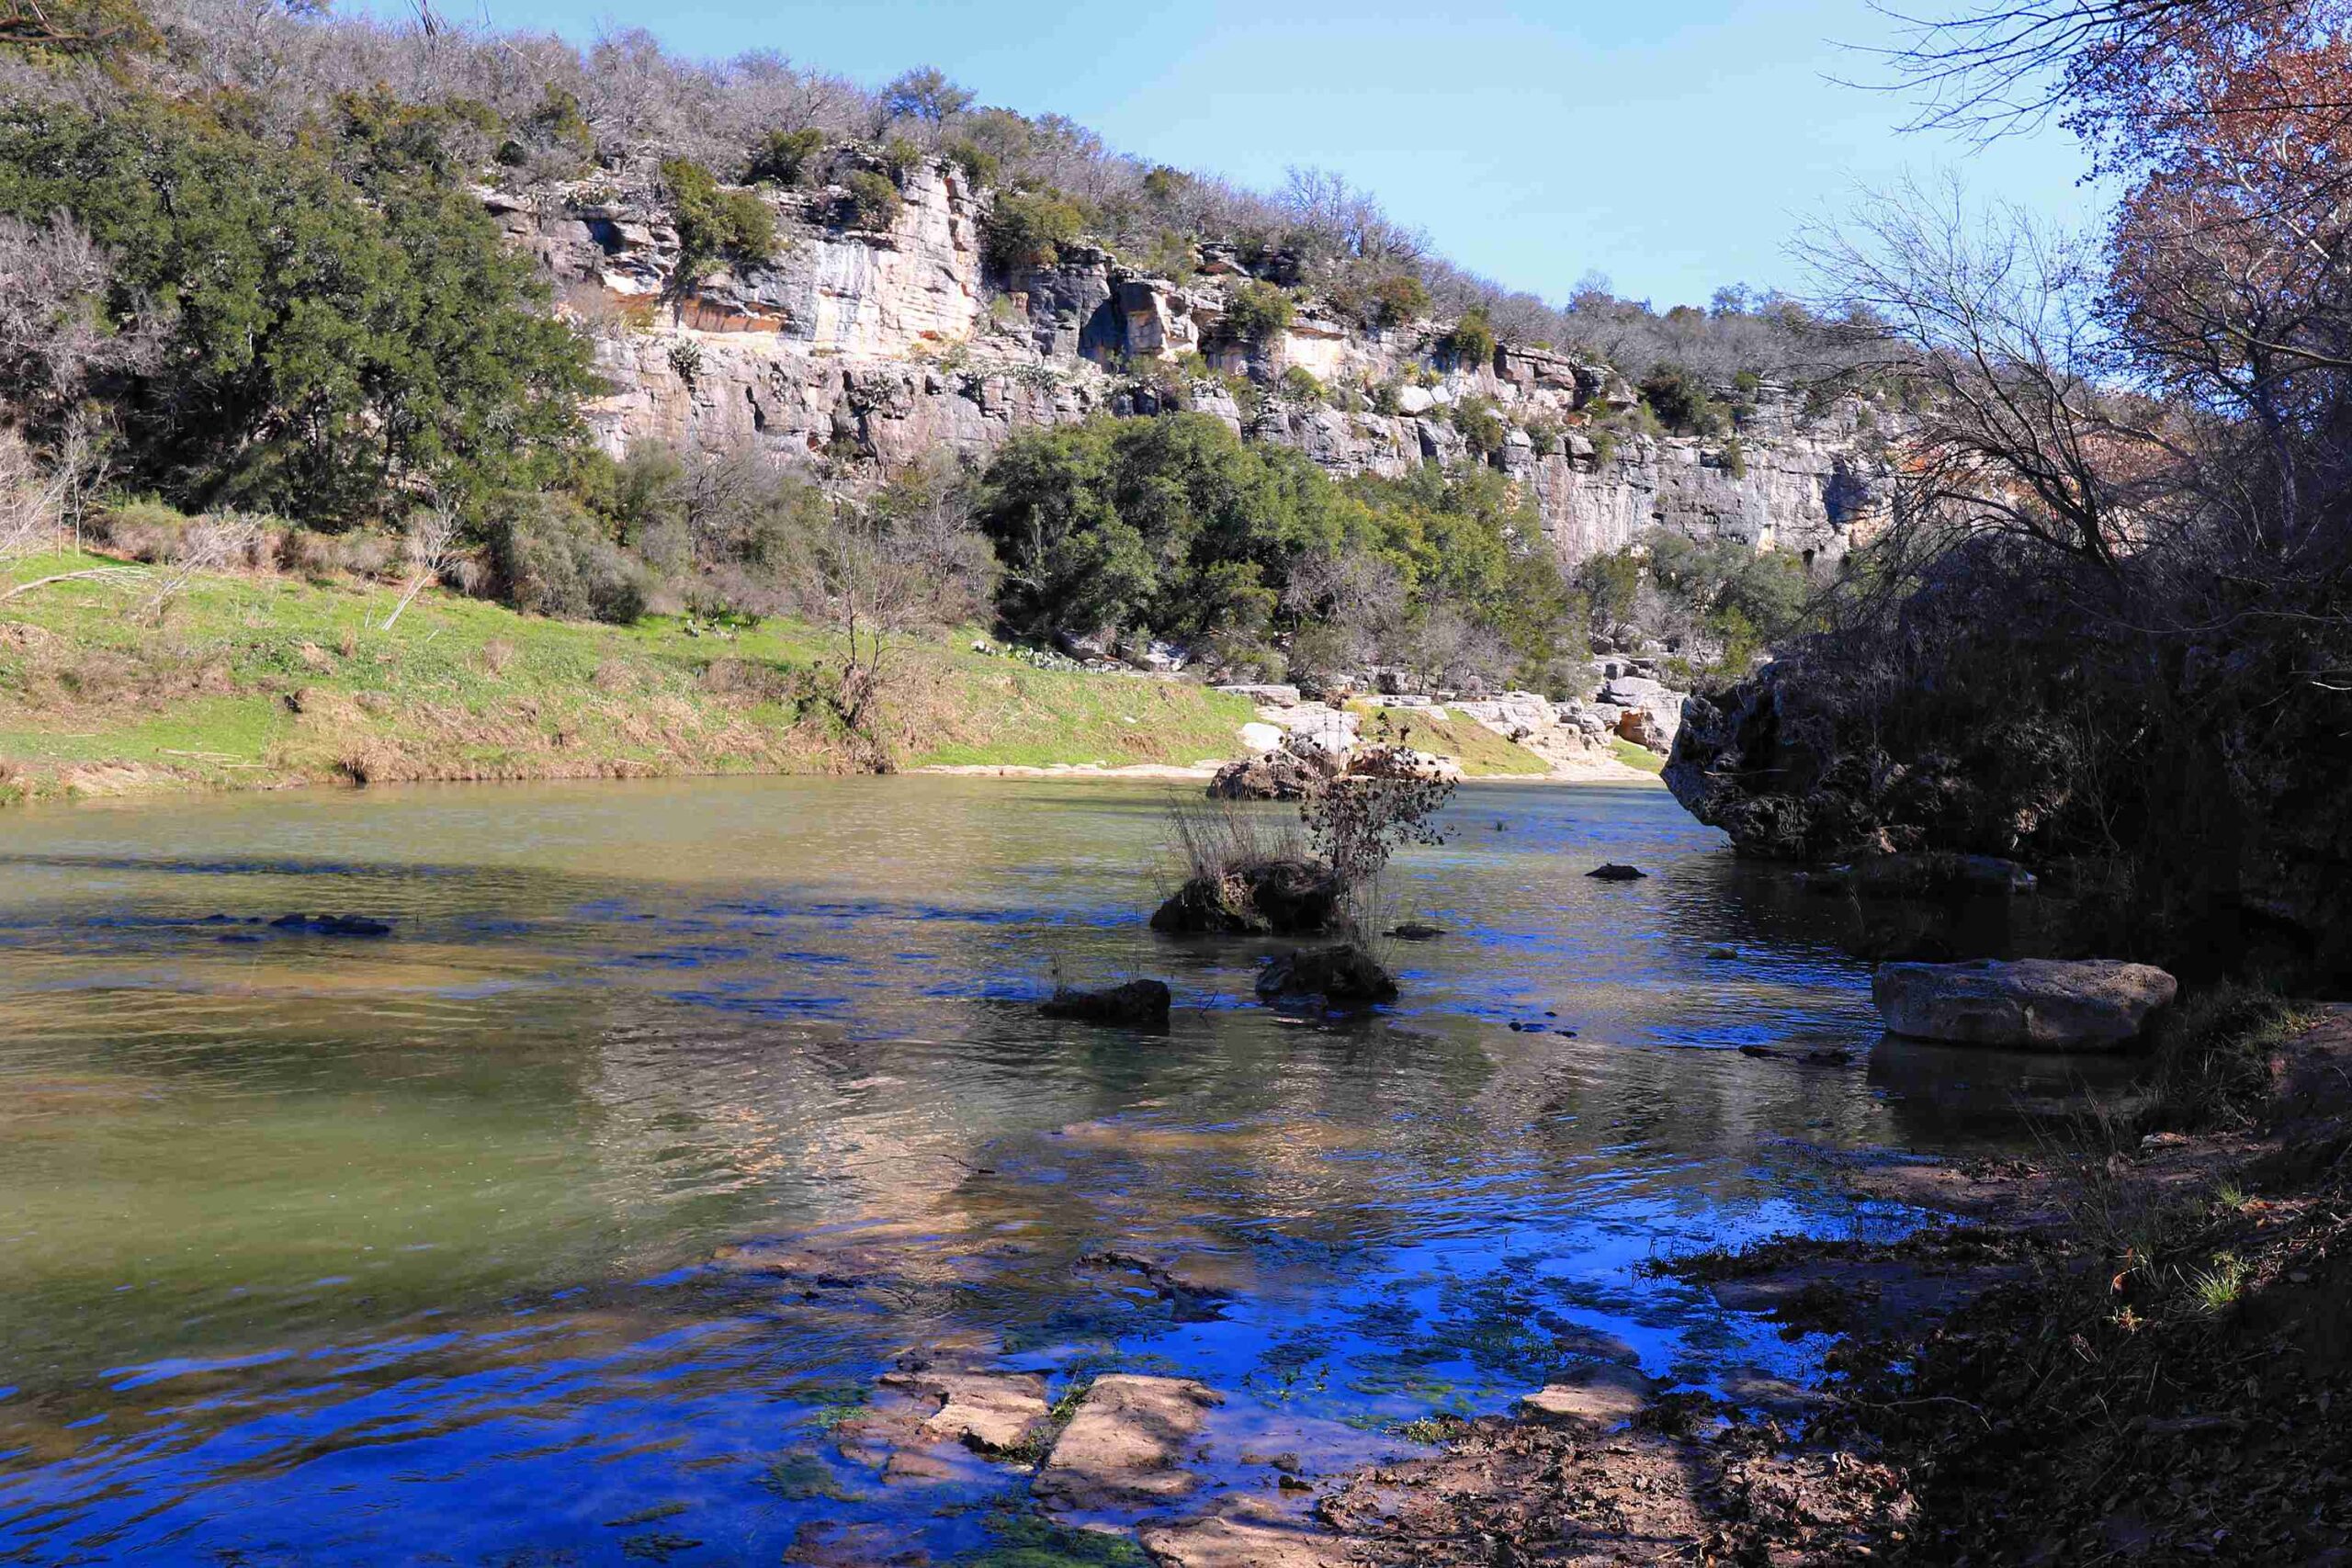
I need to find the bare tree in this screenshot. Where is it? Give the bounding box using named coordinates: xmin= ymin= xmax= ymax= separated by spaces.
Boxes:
xmin=381 ymin=505 xmax=457 ymax=630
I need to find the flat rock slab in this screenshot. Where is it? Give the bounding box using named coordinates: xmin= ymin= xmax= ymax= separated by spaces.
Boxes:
xmin=1518 ymin=1364 xmax=1653 ymax=1428
xmin=1142 ymin=1496 xmax=1358 ymax=1568
xmin=877 ymin=1366 xmax=1050 ymax=1456
xmin=1873 ymin=957 xmax=2177 ymax=1048
xmin=1036 ymin=1373 xmax=1222 ymax=1513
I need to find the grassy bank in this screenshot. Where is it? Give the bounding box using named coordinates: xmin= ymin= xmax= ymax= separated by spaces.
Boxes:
xmin=1340 ymin=703 xmax=1557 ymax=777
xmin=0 ymin=550 xmax=1263 ymax=806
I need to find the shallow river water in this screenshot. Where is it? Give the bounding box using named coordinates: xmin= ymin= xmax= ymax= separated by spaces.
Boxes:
xmin=0 ymin=775 xmax=2120 ymax=1564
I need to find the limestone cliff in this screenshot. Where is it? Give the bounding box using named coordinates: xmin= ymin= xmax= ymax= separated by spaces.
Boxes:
xmin=488 ymin=150 xmax=1891 ymax=567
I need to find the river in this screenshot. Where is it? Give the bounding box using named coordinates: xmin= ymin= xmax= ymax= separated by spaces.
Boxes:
xmin=0 ymin=775 xmax=2112 ymax=1563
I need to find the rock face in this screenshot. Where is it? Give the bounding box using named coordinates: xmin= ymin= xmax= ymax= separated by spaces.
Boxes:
xmin=1872 ymin=959 xmax=2179 ymax=1049
xmin=1664 ymin=658 xmax=2067 ymax=862
xmin=496 ymin=153 xmax=1893 ymax=573
xmin=1035 ymin=1374 xmax=1222 ymax=1513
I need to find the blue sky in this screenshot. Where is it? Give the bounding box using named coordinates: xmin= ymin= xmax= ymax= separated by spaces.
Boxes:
xmin=468 ymin=0 xmax=2097 ymax=310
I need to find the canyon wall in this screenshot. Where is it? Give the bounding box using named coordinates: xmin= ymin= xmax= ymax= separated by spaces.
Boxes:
xmin=489 ymin=152 xmax=1892 ymax=567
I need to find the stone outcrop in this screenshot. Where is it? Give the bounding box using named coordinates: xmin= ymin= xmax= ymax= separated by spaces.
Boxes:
xmin=493 ymin=151 xmax=1892 ymax=573
xmin=1255 ymin=944 xmax=1399 ymax=1011
xmin=1872 ymin=958 xmax=2179 ymax=1049
xmin=1150 ymin=858 xmax=1348 ymax=935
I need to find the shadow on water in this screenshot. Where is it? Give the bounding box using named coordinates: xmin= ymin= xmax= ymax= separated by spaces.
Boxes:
xmin=0 ymin=776 xmax=2141 ymax=1563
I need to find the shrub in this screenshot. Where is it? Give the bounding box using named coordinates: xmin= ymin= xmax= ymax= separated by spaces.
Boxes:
xmin=1438 ymin=309 xmax=1497 ymax=368
xmin=745 ymin=127 xmax=826 ymax=186
xmin=1721 ymin=435 xmax=1747 ymax=479
xmin=1451 ymin=395 xmax=1507 ymax=457
xmin=880 ymin=136 xmax=922 ymax=180
xmin=1222 ymin=280 xmax=1295 ymax=344
xmin=941 ymin=138 xmax=998 ymax=187
xmin=1276 ymin=366 xmax=1326 ymax=405
xmin=841 ymin=170 xmax=902 ymax=230
xmin=659 ymin=156 xmax=775 ymax=276
xmin=1638 ymin=361 xmax=1727 ymax=436
xmin=985 ymin=186 xmax=1086 ymax=272
xmin=485 ymin=492 xmax=649 ymax=623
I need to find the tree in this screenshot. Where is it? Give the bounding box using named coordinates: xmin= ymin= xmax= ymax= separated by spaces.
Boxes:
xmin=660 ymin=156 xmax=775 ymax=279
xmin=0 ymin=99 xmax=594 ymax=524
xmin=880 ymin=66 xmax=973 ymax=140
xmin=984 ymin=186 xmax=1086 ymax=272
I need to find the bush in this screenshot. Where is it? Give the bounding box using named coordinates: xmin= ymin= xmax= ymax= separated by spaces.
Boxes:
xmin=841 ymin=170 xmax=902 ymax=230
xmin=1222 ymin=280 xmax=1295 ymax=344
xmin=941 ymin=138 xmax=998 ymax=187
xmin=1277 ymin=366 xmax=1326 ymax=405
xmin=745 ymin=127 xmax=826 ymax=186
xmin=486 ymin=492 xmax=649 ymax=623
xmin=1638 ymin=361 xmax=1727 ymax=436
xmin=985 ymin=186 xmax=1086 ymax=272
xmin=1451 ymin=395 xmax=1507 ymax=457
xmin=1439 ymin=310 xmax=1497 ymax=368
xmin=660 ymin=156 xmax=775 ymax=276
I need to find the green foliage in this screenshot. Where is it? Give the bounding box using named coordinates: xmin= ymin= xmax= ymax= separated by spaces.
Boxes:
xmin=977 ymin=412 xmax=1335 ymax=642
xmin=1451 ymin=395 xmax=1507 ymax=457
xmin=659 ymin=155 xmax=775 ymax=276
xmin=0 ymin=96 xmax=593 ymax=523
xmin=880 ymin=135 xmax=922 ymax=180
xmin=941 ymin=137 xmax=998 ymax=186
xmin=841 ymin=169 xmax=902 ymax=230
xmin=1277 ymin=366 xmax=1326 ymax=405
xmin=485 ymin=491 xmax=650 ymax=624
xmin=1438 ymin=309 xmax=1497 ymax=368
xmin=1721 ymin=434 xmax=1747 ymax=479
xmin=1638 ymin=360 xmax=1728 ymax=436
xmin=745 ymin=127 xmax=826 ymax=186
xmin=1330 ymin=270 xmax=1429 ymax=330
xmin=986 ymin=186 xmax=1087 ymax=272
xmin=1222 ymin=280 xmax=1295 ymax=344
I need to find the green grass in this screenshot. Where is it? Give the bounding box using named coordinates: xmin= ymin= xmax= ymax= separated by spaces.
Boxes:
xmin=1611 ymin=736 xmax=1666 ymax=773
xmin=0 ymin=551 xmax=1603 ymax=805
xmin=0 ymin=550 xmax=1257 ymax=805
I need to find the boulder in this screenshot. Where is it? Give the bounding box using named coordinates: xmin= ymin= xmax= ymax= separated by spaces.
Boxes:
xmin=1040 ymin=979 xmax=1171 ymax=1027
xmin=1587 ymin=863 xmax=1647 ymax=881
xmin=1873 ymin=958 xmax=2178 ymax=1049
xmin=1237 ymin=721 xmax=1285 ymax=753
xmin=1215 ymin=682 xmax=1301 ymax=706
xmin=1256 ymin=944 xmax=1397 ymax=1010
xmin=1150 ymin=858 xmax=1346 ymax=935
xmin=1206 ymin=741 xmax=1340 ymax=801
xmin=1035 ymin=1374 xmax=1222 ymax=1512
xmin=1518 ymin=1364 xmax=1654 ymax=1428
xmin=1617 ymin=706 xmax=1673 ymax=752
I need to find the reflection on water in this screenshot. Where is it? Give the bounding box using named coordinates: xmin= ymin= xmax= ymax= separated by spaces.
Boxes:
xmin=0 ymin=776 xmax=2120 ymax=1563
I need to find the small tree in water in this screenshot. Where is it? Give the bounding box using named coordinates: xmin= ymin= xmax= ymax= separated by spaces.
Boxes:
xmin=1299 ymin=718 xmax=1454 ymax=931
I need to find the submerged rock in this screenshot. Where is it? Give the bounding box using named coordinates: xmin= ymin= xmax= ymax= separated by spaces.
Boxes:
xmin=1385 ymin=920 xmax=1447 ymax=941
xmin=1519 ymin=1364 xmax=1654 ymax=1428
xmin=1035 ymin=1374 xmax=1223 ymax=1513
xmin=1586 ymin=863 xmax=1647 ymax=881
xmin=1873 ymin=958 xmax=2177 ymax=1049
xmin=1150 ymin=858 xmax=1346 ymax=935
xmin=1811 ymin=852 xmax=2039 ymax=898
xmin=1256 ymin=944 xmax=1397 ymax=1011
xmin=268 ymin=912 xmax=392 ymax=936
xmin=1039 ymin=978 xmax=1171 ymax=1026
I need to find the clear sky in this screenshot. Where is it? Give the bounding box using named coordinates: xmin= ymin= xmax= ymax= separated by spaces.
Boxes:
xmin=463 ymin=0 xmax=2096 ymax=310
